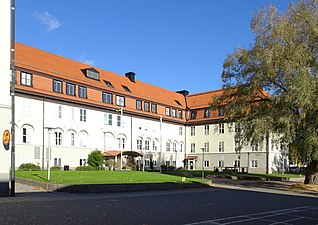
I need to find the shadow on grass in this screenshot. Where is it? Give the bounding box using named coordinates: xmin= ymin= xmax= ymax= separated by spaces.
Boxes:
xmin=16 ymin=176 xmax=211 ymax=194
xmin=56 ymin=182 xmax=210 ymax=193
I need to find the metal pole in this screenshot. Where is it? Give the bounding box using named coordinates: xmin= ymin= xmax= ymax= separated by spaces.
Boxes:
xmin=201 ymin=147 xmax=205 ymax=179
xmin=47 ymin=129 xmax=51 ymax=180
xmin=10 ymin=0 xmax=16 ymax=197
xmin=120 ymin=107 xmax=123 ymax=170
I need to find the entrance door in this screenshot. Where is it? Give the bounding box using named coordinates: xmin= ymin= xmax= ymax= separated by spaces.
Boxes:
xmin=189 ymin=160 xmax=194 ymax=170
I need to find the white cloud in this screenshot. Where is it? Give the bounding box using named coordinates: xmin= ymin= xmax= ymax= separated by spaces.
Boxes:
xmin=34 ymin=11 xmax=61 ymax=31
xmin=79 ymin=54 xmax=95 ymax=66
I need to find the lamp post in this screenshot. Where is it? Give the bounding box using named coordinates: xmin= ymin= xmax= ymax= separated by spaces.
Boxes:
xmin=201 ymin=147 xmax=205 ymax=179
xmin=45 ymin=127 xmax=54 ymax=181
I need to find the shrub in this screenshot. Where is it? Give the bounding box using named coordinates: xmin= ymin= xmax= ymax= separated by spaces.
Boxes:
xmin=50 ymin=166 xmax=62 ymax=171
xmin=87 ymin=149 xmax=104 ymax=170
xmin=75 ymin=165 xmax=96 ymax=171
xmin=18 ymin=163 xmax=41 ymax=171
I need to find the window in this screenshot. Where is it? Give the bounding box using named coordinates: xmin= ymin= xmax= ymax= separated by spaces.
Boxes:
xmin=144 ymin=102 xmax=150 ymax=112
xmin=22 ymin=127 xmax=32 ymax=143
xmin=166 ymin=141 xmax=171 ymax=152
xmin=55 ymin=132 xmax=62 ymax=145
xmin=116 ymin=95 xmax=125 ymax=106
xmin=151 ymin=104 xmax=157 ymax=113
xmin=69 ymin=132 xmax=75 ymax=146
xmin=85 ymin=68 xmax=100 ymax=80
xmin=204 ymin=161 xmax=209 ymax=168
xmin=137 ymin=139 xmax=142 ymax=150
xmin=218 ymin=160 xmax=224 ymax=168
xmin=179 ymin=127 xmax=183 ymax=135
xmin=219 ymin=123 xmax=225 ymax=134
xmin=165 ymin=107 xmax=171 ymax=116
xmin=190 ymin=111 xmax=197 ymax=119
xmin=78 ymin=86 xmax=87 ymax=98
xmin=122 ymin=85 xmax=131 ymax=92
xmin=66 ymin=83 xmax=75 ymax=96
xmin=235 ymin=123 xmax=241 ymax=133
xmin=53 ymin=80 xmax=62 ymax=93
xmin=54 ymin=158 xmax=61 ymax=166
xmin=104 ymin=113 xmax=112 ymax=125
xmin=117 ymin=138 xmax=125 ymax=149
xmin=79 ymin=131 xmax=88 ymax=147
xmin=145 ymin=159 xmax=150 ymax=167
xmin=80 ymin=109 xmax=86 ymax=122
xmin=191 ymin=143 xmax=195 ymax=153
xmin=153 ymin=141 xmax=158 ymax=151
xmin=235 ymin=139 xmax=241 ymax=152
xmin=136 ymin=100 xmax=142 ymax=110
xmin=145 ymin=140 xmax=150 ymax=150
xmin=117 ymin=115 xmax=122 ymax=127
xmin=173 ymin=142 xmax=177 ymax=152
xmin=58 ymin=105 xmax=62 ymax=119
xmin=218 ymin=107 xmax=224 ymax=117
xmin=234 ymin=160 xmax=240 ymax=167
xmin=102 ymin=92 xmax=113 ymax=104
xmin=172 ymin=109 xmax=176 ymax=118
xmin=22 ymin=100 xmax=32 ymax=115
xmin=104 ymin=80 xmax=114 ymax=88
xmin=180 ymin=143 xmax=183 ymax=152
xmin=79 ymin=159 xmax=87 ymax=166
xmin=251 ymin=160 xmax=258 ymax=168
xmin=20 ymin=72 xmax=32 ymax=86
xmin=68 ymin=108 xmax=75 ymax=121
xmin=251 ymin=142 xmax=258 ymax=151
xmin=204 ymin=125 xmax=209 ymax=135
xmin=204 ymin=142 xmax=209 ymax=152
xmin=178 ymin=110 xmax=183 ymax=119
xmin=190 ymin=126 xmax=195 ymax=136
xmin=204 ymin=109 xmax=211 ymax=118
xmin=218 ymin=141 xmax=224 ymax=152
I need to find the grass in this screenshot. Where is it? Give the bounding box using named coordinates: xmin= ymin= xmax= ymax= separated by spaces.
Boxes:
xmin=16 ymin=170 xmax=207 ymax=184
xmin=168 ymin=170 xmax=303 ymax=179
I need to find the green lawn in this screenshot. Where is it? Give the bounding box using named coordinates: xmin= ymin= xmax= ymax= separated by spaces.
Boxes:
xmin=16 ymin=170 xmax=206 ymax=184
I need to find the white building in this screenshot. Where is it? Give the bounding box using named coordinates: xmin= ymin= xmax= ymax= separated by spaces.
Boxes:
xmin=14 ymin=43 xmax=285 ymax=173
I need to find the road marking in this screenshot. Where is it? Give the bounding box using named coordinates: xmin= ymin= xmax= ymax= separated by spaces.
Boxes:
xmin=183 ymin=206 xmax=314 ymax=225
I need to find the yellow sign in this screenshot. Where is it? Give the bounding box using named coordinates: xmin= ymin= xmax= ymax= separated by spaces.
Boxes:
xmin=3 ymin=130 xmax=10 ymax=145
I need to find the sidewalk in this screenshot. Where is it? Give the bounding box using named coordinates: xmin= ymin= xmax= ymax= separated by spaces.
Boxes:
xmin=211 ymin=177 xmax=318 ymax=197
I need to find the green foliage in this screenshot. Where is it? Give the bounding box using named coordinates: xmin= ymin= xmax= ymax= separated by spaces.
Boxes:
xmin=75 ymin=166 xmax=96 ymax=171
xmin=87 ymin=149 xmax=104 ymax=170
xmin=18 ymin=163 xmax=41 ymax=171
xmin=211 ymin=0 xmax=318 ymax=183
xmin=50 ymin=166 xmax=62 ymax=171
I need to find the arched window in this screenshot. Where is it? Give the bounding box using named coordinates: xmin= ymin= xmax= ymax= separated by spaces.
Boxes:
xmin=21 ymin=125 xmax=34 ymax=143
xmin=79 ymin=131 xmax=88 ymax=147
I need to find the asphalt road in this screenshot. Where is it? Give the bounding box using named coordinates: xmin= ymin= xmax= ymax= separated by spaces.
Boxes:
xmin=0 ymin=187 xmax=317 ymax=225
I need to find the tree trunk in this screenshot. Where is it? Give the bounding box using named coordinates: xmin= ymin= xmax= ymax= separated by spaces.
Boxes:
xmin=304 ymin=160 xmax=318 ymax=185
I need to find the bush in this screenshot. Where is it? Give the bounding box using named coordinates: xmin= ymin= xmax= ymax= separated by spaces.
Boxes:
xmin=87 ymin=149 xmax=104 ymax=170
xmin=75 ymin=165 xmax=96 ymax=171
xmin=18 ymin=163 xmax=41 ymax=171
xmin=50 ymin=166 xmax=62 ymax=171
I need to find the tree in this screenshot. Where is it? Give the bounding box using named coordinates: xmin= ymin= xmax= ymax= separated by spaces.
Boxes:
xmin=87 ymin=149 xmax=104 ymax=170
xmin=211 ymin=0 xmax=318 ymax=184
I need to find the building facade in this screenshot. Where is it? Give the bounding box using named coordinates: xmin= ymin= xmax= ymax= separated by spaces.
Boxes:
xmin=13 ymin=43 xmax=285 ymax=173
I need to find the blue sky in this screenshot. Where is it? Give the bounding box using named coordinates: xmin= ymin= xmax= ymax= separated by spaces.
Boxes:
xmin=16 ymin=0 xmax=293 ymax=94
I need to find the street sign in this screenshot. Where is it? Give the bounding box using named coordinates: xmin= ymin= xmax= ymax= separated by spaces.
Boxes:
xmin=2 ymin=130 xmax=10 ymax=147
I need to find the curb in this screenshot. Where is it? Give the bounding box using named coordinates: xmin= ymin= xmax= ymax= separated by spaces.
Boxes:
xmin=16 ymin=177 xmax=211 ymax=193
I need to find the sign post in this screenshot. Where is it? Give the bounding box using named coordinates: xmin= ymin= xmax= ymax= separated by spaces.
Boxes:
xmin=0 ymin=0 xmax=12 ymax=197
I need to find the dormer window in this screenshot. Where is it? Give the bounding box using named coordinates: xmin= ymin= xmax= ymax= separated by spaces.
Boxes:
xmin=122 ymin=85 xmax=131 ymax=93
xmin=175 ymin=100 xmax=182 ymax=106
xmin=84 ymin=68 xmax=100 ymax=80
xmin=104 ymin=80 xmax=114 ymax=88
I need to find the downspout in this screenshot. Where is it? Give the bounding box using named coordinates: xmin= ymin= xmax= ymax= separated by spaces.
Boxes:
xmin=130 ymin=113 xmax=133 ymax=151
xmin=42 ymin=98 xmax=45 ymax=169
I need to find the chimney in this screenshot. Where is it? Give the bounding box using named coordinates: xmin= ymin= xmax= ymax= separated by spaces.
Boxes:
xmin=176 ymin=90 xmax=189 ymax=97
xmin=125 ymin=72 xmax=136 ymax=82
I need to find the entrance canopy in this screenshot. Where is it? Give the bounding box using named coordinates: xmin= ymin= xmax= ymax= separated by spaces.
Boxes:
xmin=183 ymin=155 xmax=198 ymax=161
xmin=102 ymin=150 xmax=143 ymax=157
